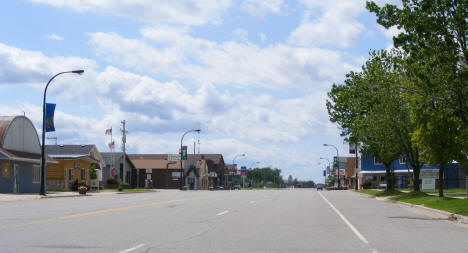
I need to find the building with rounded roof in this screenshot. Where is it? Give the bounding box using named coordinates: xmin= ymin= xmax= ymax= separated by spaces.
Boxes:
xmin=0 ymin=115 xmax=42 ymax=193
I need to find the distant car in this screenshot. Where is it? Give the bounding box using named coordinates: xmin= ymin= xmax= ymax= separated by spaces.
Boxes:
xmin=233 ymin=184 xmax=241 ymax=190
xmin=316 ymin=184 xmax=325 ymax=190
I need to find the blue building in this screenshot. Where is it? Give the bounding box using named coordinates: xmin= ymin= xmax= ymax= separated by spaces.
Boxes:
xmin=359 ymin=155 xmax=462 ymax=189
xmin=0 ymin=116 xmax=55 ymax=193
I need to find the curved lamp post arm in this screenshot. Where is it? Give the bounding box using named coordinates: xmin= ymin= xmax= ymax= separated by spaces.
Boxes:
xmin=40 ymin=70 xmax=84 ymax=195
xmin=179 ymin=129 xmax=200 ymax=189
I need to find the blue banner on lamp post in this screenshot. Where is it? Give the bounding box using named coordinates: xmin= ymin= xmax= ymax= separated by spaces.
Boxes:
xmin=45 ymin=103 xmax=56 ymax=132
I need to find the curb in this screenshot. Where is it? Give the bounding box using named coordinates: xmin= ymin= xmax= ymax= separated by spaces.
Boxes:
xmin=374 ymin=195 xmax=468 ymax=225
xmin=41 ymin=194 xmax=90 ymax=199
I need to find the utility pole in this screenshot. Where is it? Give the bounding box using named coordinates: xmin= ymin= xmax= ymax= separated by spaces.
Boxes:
xmin=121 ymin=120 xmax=127 ymax=183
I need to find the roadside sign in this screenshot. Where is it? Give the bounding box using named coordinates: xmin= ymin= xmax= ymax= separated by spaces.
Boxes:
xmin=422 ymin=178 xmax=435 ymax=190
xmin=168 ymin=154 xmax=181 ymax=161
xmin=419 ymin=169 xmax=439 ymax=179
xmin=181 ymin=146 xmax=188 ymax=160
xmin=323 ymin=170 xmax=326 ymax=177
xmin=241 ymin=166 xmax=246 ymax=177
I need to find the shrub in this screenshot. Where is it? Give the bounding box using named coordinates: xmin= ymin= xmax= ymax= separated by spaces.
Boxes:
xmin=362 ymin=181 xmax=372 ymax=189
xmin=89 ymin=165 xmax=97 ymax=180
xmin=106 ymin=177 xmax=118 ymax=185
xmin=71 ymin=179 xmax=79 ymax=191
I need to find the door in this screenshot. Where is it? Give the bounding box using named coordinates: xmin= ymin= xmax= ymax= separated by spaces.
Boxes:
xmin=13 ymin=164 xmax=19 ymax=193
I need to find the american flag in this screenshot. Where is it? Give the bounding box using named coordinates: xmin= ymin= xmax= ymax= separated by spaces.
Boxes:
xmin=105 ymin=128 xmax=112 ymax=135
xmin=108 ymin=141 xmax=115 ymax=150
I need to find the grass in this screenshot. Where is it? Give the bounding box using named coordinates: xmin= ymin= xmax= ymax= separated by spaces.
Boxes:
xmin=422 ymin=188 xmax=467 ymax=196
xmin=355 ymin=189 xmax=403 ymax=197
xmin=46 ymin=190 xmax=66 ymax=193
xmin=391 ymin=191 xmax=468 ymax=217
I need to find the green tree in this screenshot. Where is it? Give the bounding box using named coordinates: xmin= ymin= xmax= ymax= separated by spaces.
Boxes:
xmin=328 ymin=50 xmax=423 ymax=190
xmin=367 ymin=0 xmax=468 ymax=196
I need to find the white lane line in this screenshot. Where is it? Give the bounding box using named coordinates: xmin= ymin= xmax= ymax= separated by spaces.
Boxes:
xmin=249 ymin=201 xmax=256 ymax=204
xmin=317 ymin=192 xmax=370 ymax=245
xmin=216 ymin=210 xmax=229 ymax=216
xmin=119 ymin=243 xmax=145 ymax=253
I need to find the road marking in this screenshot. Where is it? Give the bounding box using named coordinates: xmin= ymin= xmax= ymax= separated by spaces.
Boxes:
xmin=119 ymin=244 xmax=145 ymax=253
xmin=0 ymin=194 xmax=226 ymax=231
xmin=216 ymin=210 xmax=229 ymax=216
xmin=317 ymin=192 xmax=371 ymax=245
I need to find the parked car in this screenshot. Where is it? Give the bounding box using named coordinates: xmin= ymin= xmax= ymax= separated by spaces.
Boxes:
xmin=233 ymin=184 xmax=241 ymax=190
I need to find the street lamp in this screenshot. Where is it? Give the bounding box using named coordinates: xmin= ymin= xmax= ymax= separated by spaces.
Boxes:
xmin=323 ymin=143 xmax=340 ymax=188
xmin=230 ymin=154 xmax=245 ymax=189
xmin=179 ymin=129 xmax=200 ymax=190
xmin=40 ymin=70 xmax=84 ymax=196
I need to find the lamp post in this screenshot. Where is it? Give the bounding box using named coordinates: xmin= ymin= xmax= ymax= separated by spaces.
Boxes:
xmin=323 ymin=144 xmax=340 ymax=189
xmin=231 ymin=154 xmax=245 ymax=189
xmin=320 ymin=157 xmax=331 ymax=185
xmin=179 ymin=129 xmax=200 ymax=190
xmin=40 ymin=70 xmax=84 ymax=196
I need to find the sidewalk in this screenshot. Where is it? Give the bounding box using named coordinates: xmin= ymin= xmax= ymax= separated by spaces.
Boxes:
xmin=0 ymin=190 xmax=127 ymax=202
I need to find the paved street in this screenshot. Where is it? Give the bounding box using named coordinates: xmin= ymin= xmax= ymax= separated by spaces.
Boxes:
xmin=0 ymin=189 xmax=467 ymax=253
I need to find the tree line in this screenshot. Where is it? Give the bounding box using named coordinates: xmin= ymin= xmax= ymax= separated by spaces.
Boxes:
xmin=326 ymin=0 xmax=467 ymax=197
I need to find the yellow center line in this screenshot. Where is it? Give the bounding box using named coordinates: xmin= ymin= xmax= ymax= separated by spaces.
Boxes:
xmin=0 ymin=193 xmax=224 ymax=230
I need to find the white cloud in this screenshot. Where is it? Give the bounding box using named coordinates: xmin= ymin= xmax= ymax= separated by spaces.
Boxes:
xmin=28 ymin=0 xmax=232 ymax=26
xmin=288 ymin=0 xmax=366 ymax=48
xmin=232 ymin=28 xmax=249 ymax=42
xmin=240 ymin=0 xmax=284 ymax=19
xmin=0 ymin=42 xmax=96 ymax=85
xmin=46 ymin=34 xmax=63 ymax=41
xmin=89 ymin=30 xmax=355 ymax=89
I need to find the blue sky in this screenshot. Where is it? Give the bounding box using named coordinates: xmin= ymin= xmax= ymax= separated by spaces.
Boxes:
xmin=0 ymin=0 xmax=400 ymax=183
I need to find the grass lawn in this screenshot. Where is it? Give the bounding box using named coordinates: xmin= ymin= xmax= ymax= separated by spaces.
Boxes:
xmin=46 ymin=190 xmax=66 ymax=193
xmin=355 ymin=189 xmax=403 ymax=197
xmin=391 ymin=191 xmax=468 ymax=217
xmin=422 ymin=188 xmax=467 ymax=196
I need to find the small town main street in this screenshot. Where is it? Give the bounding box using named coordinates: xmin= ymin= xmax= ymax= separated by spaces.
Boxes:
xmin=1 ymin=190 xmax=467 ymax=253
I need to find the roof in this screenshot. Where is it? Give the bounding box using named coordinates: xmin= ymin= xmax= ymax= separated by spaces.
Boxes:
xmin=188 ymin=154 xmax=224 ymax=165
xmin=131 ymin=159 xmax=183 ymax=169
xmin=0 ymin=116 xmax=15 ymax=146
xmin=127 ymin=154 xmax=167 ymax=160
xmin=45 ymin=145 xmax=94 ymax=156
xmin=0 ymin=147 xmax=57 ymax=163
xmin=100 ymin=152 xmax=136 ymax=168
xmin=127 ymin=154 xmax=224 ymax=165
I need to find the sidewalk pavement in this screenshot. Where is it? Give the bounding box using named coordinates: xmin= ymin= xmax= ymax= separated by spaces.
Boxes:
xmin=0 ymin=190 xmax=131 ymax=202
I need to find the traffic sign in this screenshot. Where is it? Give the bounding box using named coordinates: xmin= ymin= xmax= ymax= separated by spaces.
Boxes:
xmin=181 ymin=146 xmax=188 ymax=160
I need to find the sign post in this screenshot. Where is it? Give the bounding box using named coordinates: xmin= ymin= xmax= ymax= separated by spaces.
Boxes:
xmin=241 ymin=166 xmax=247 ymax=187
xmin=419 ymin=169 xmax=438 ymax=190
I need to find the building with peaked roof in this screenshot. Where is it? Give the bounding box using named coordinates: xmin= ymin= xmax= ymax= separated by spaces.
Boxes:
xmin=45 ymin=145 xmax=104 ymax=190
xmin=0 ymin=116 xmax=53 ymax=193
xmin=100 ymin=152 xmax=135 ymax=186
xmin=127 ymin=154 xmax=224 ymax=189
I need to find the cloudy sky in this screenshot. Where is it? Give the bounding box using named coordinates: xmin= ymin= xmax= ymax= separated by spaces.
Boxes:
xmin=0 ymin=0 xmax=399 ymax=183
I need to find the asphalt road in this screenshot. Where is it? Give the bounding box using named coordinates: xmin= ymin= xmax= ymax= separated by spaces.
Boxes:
xmin=0 ymin=189 xmax=467 ymax=253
